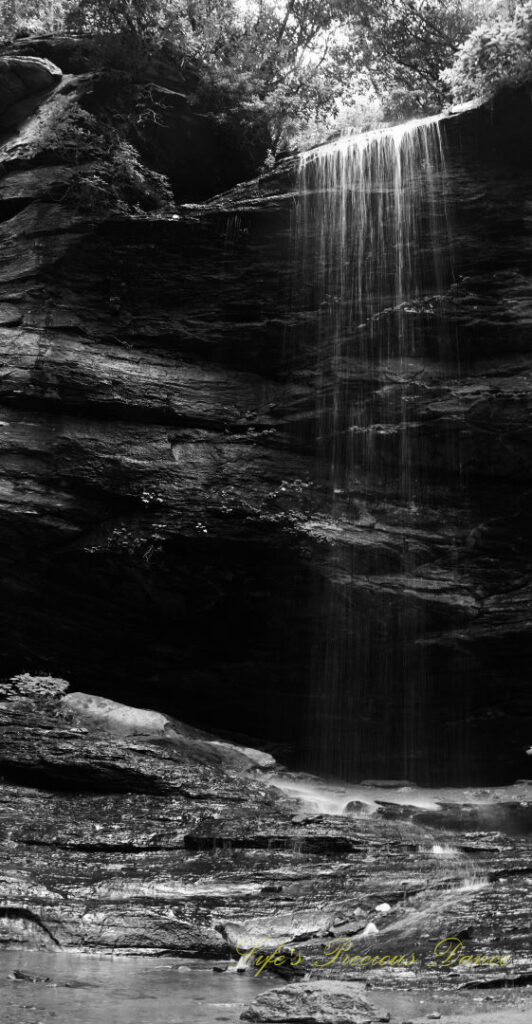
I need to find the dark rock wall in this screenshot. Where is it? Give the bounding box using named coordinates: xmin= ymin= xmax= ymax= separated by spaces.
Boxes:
xmin=0 ymin=52 xmax=531 ymax=784
xmin=4 ymin=35 xmax=269 ymax=199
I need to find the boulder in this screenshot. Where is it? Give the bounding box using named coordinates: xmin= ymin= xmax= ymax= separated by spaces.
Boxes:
xmin=220 ymin=910 xmax=335 ymax=951
xmin=0 ymin=55 xmax=61 ymax=116
xmin=240 ymin=980 xmax=390 ymax=1023
xmin=344 ymin=801 xmax=374 ymax=816
xmin=5 ymin=35 xmax=98 ymax=75
xmin=62 ymin=691 xmax=175 ymax=736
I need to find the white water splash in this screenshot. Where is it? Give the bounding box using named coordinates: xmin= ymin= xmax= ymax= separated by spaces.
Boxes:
xmin=431 ymin=843 xmax=460 ymax=857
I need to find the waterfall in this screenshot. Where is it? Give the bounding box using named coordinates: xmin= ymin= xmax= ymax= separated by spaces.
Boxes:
xmin=296 ymin=116 xmax=454 ymax=782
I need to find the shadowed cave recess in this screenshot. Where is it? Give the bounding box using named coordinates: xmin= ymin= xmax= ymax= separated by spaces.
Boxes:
xmin=1 ymin=44 xmax=532 ymax=788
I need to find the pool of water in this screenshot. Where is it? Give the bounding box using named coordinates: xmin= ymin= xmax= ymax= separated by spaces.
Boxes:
xmin=2 ymin=950 xmax=531 ymax=1024
xmin=0 ymin=952 xmax=277 ymax=1024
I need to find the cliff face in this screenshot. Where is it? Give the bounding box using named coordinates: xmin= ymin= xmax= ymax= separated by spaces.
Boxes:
xmin=0 ymin=43 xmax=531 ymax=784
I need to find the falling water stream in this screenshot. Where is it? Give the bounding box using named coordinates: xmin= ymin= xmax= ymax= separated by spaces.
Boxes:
xmin=295 ymin=116 xmax=456 ymax=781
xmin=298 ymin=114 xmax=451 ymax=483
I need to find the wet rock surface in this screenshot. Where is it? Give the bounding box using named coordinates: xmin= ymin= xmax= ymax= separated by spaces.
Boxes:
xmin=0 ymin=676 xmax=531 ymax=985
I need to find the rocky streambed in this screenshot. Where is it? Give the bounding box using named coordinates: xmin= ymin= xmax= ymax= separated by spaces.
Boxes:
xmin=1 ymin=675 xmax=531 ymax=1022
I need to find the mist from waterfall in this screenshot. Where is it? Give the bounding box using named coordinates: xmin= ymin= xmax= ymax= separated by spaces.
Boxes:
xmin=295 ymin=116 xmax=455 ymax=782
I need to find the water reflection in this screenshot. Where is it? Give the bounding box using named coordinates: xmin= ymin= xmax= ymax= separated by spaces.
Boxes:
xmin=1 ymin=952 xmax=276 ymax=1024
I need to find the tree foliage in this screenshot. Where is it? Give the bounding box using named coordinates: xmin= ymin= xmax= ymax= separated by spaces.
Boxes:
xmin=344 ymin=1 xmax=472 ymax=114
xmin=183 ymin=2 xmax=363 ymax=149
xmin=0 ymin=1 xmax=527 ymax=153
xmin=441 ymin=0 xmax=532 ymax=101
xmin=0 ymin=0 xmax=68 ymax=37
